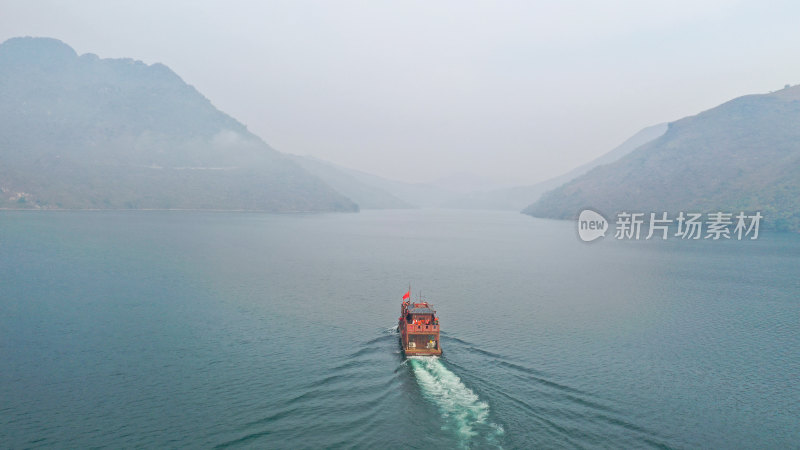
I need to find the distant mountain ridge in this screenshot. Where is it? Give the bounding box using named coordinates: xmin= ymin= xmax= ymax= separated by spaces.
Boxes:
xmin=283 ymin=121 xmax=667 ymax=211
xmin=0 ymin=37 xmax=358 ymax=212
xmin=441 ymin=123 xmax=667 ymax=210
xmin=524 ymin=85 xmax=800 ymax=232
xmin=287 ymin=155 xmax=413 ymax=209
xmin=287 ymin=155 xmax=457 ymax=208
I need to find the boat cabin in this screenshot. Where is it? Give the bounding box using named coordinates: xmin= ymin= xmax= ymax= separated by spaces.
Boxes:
xmin=398 ymin=300 xmax=441 ymax=355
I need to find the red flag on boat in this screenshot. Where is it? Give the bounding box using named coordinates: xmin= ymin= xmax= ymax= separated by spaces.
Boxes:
xmin=402 ymin=290 xmax=410 ymax=300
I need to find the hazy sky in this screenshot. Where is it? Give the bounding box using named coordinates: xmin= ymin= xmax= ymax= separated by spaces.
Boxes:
xmin=3 ymin=1 xmax=800 ymax=186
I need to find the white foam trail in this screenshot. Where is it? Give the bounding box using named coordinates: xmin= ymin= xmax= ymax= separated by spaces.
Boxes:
xmin=409 ymin=356 xmax=503 ymax=447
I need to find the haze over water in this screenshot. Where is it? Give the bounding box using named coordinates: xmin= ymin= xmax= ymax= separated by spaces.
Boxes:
xmin=1 ymin=210 xmax=797 ymax=448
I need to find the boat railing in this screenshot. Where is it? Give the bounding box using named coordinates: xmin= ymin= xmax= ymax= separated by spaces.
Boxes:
xmin=407 ymin=323 xmax=438 ymax=332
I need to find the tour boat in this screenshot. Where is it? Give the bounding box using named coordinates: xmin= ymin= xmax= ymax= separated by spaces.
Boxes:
xmin=398 ymin=290 xmax=442 ymax=356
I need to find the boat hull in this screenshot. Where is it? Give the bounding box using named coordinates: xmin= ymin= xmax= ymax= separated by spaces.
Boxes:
xmin=402 ymin=346 xmax=442 ymax=357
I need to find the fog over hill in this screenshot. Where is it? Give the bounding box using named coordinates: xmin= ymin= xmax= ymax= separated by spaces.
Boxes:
xmin=287 ymin=155 xmax=413 ymax=209
xmin=525 ymin=85 xmax=800 ymax=232
xmin=284 ymin=124 xmax=667 ymax=211
xmin=0 ymin=37 xmax=357 ymax=212
xmin=441 ymin=123 xmax=668 ymax=211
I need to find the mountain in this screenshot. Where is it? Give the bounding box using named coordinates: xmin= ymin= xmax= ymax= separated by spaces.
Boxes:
xmin=524 ymin=85 xmax=800 ymax=232
xmin=0 ymin=37 xmax=358 ymax=212
xmin=284 ymin=121 xmax=665 ymax=211
xmin=543 ymin=123 xmax=669 ymax=188
xmin=441 ymin=123 xmax=667 ymax=210
xmin=287 ymin=154 xmax=467 ymax=208
xmin=287 ymin=155 xmax=412 ymax=209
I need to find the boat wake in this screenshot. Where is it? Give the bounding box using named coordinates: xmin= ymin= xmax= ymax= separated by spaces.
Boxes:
xmin=408 ymin=356 xmax=504 ymax=448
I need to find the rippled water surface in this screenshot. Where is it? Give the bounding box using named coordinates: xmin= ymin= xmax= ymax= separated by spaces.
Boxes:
xmin=1 ymin=210 xmax=798 ymax=448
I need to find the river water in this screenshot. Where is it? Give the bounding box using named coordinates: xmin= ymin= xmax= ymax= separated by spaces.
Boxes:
xmin=1 ymin=209 xmax=797 ymax=448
